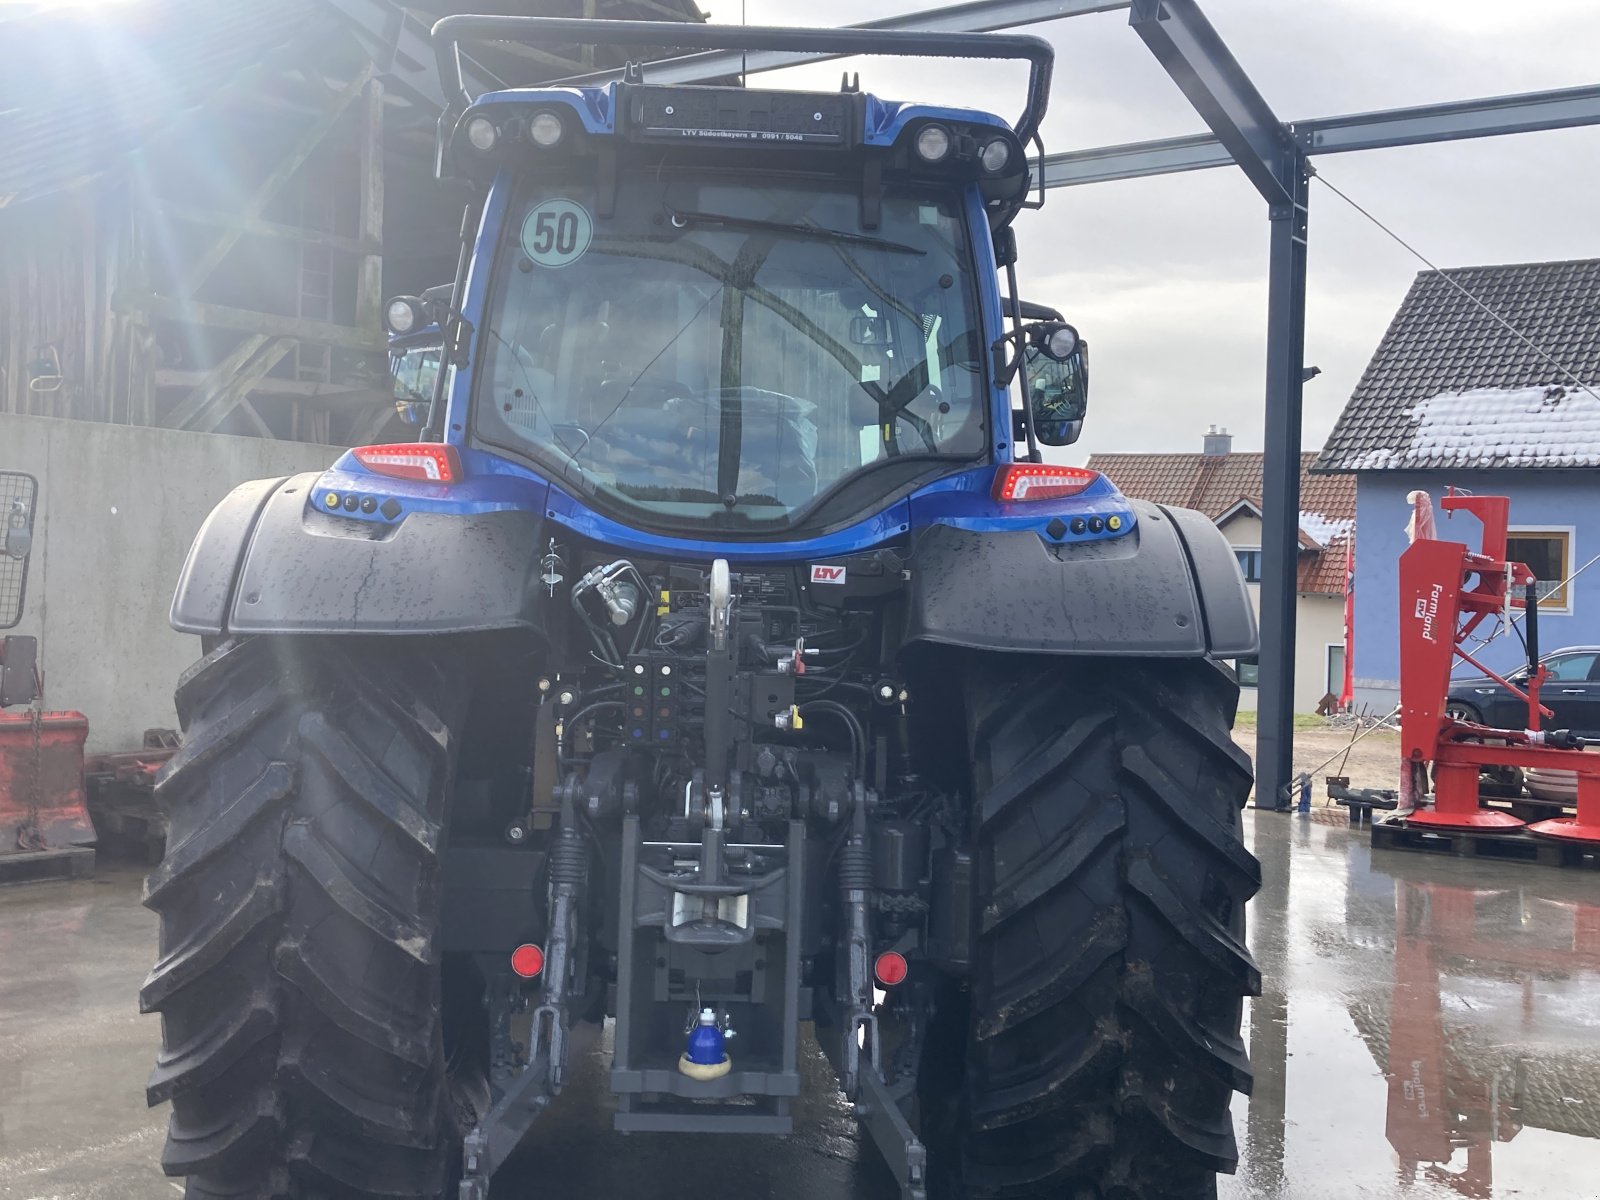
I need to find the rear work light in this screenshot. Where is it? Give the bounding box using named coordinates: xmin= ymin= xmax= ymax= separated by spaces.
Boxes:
xmin=992 ymin=464 xmax=1100 ymax=502
xmin=352 ymin=443 xmax=462 ymax=483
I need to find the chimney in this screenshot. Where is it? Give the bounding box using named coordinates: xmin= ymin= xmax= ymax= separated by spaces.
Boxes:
xmin=1203 ymin=425 xmax=1233 ymax=457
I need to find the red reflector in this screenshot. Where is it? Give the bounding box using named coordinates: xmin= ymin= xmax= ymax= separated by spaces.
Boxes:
xmin=874 ymin=951 xmax=909 ymax=987
xmin=510 ymin=944 xmax=545 ymax=979
xmin=992 ymin=464 xmax=1099 ymax=502
xmin=352 ymin=442 xmax=462 ymax=483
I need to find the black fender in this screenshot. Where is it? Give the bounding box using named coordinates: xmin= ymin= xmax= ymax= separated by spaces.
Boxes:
xmin=900 ymin=500 xmax=1256 ymax=658
xmin=170 ymin=472 xmax=548 ymax=637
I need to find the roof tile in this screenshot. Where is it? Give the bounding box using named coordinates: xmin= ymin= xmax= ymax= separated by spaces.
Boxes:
xmin=1087 ymin=450 xmax=1355 ymax=595
xmin=1316 ymin=259 xmax=1600 ymax=471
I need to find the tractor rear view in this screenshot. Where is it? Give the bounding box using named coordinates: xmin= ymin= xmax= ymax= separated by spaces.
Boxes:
xmin=144 ymin=19 xmax=1259 ymax=1200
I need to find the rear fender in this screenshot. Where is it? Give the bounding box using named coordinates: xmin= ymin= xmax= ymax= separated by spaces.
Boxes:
xmin=900 ymin=500 xmax=1256 ymax=658
xmin=170 ymin=472 xmax=547 ymax=637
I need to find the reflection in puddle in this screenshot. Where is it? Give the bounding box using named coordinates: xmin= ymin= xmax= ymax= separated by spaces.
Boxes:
xmin=1232 ymin=812 xmax=1600 ymax=1199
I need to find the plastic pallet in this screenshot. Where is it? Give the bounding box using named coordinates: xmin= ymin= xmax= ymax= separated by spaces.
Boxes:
xmin=0 ymin=845 xmax=95 ymax=884
xmin=1372 ymin=818 xmax=1600 ymax=871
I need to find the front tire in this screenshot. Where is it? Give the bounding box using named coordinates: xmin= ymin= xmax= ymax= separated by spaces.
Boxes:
xmin=142 ymin=637 xmax=470 ymax=1199
xmin=924 ymin=656 xmax=1259 ymax=1199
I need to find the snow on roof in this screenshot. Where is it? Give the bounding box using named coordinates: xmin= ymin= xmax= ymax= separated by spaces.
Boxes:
xmin=1401 ymin=384 xmax=1600 ymax=468
xmin=1315 ymin=259 xmax=1600 ymax=472
xmin=1299 ymin=510 xmax=1354 ymax=547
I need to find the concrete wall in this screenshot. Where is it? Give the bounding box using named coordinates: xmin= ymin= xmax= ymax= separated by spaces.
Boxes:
xmin=2 ymin=414 xmax=336 ymax=750
xmin=1352 ymin=469 xmax=1600 ymax=715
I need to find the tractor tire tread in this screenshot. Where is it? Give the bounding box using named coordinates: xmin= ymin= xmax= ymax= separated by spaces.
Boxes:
xmin=948 ymin=656 xmax=1258 ymax=1200
xmin=144 ymin=636 xmax=464 ymax=1198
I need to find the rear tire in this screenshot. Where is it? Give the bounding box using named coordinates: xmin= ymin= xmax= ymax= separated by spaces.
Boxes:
xmin=923 ymin=656 xmax=1259 ymax=1199
xmin=142 ymin=637 xmax=472 ymax=1199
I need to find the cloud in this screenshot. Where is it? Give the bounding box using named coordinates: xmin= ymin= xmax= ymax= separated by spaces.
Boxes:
xmin=739 ymin=1 xmax=1600 ymax=453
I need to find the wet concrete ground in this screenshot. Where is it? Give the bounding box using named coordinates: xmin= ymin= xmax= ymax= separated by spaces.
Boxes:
xmin=3 ymin=810 xmax=1598 ymax=1199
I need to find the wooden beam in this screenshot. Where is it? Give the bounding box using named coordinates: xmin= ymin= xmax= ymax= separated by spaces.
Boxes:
xmin=179 ymin=63 xmax=374 ymax=296
xmin=154 ymin=368 xmax=371 ymax=399
xmin=484 ymin=41 xmax=592 ymax=75
xmin=604 ymin=0 xmax=708 ymax=22
xmin=233 ymin=398 xmax=277 ymax=439
xmin=158 ymin=205 xmax=378 ymax=256
xmin=159 ymin=334 xmax=271 ymax=429
xmin=113 ymin=290 xmax=386 ymax=353
xmin=355 ymin=77 xmax=385 ymax=334
xmin=351 ymin=400 xmax=402 ymax=444
xmin=188 ymin=340 xmax=295 ymax=434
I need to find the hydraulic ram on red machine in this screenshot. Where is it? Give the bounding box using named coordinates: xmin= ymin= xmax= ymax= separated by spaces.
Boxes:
xmin=1398 ymin=490 xmax=1600 ymax=842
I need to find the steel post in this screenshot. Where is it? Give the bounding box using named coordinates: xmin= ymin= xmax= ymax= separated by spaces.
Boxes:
xmin=1254 ymin=153 xmax=1310 ymax=811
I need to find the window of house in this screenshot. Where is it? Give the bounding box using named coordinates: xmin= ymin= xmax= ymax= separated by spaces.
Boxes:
xmin=1234 ymin=548 xmax=1262 ymax=583
xmin=1505 ymin=529 xmax=1573 ymax=613
xmin=1236 ymin=660 xmax=1259 ymax=687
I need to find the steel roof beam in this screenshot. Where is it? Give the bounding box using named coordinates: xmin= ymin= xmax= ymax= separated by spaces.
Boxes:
xmin=554 ymin=0 xmax=1131 ymax=88
xmin=1043 ymin=82 xmax=1600 ymax=187
xmin=1298 ymin=82 xmax=1600 ymax=154
xmin=1127 ymin=0 xmax=1295 ymax=203
xmin=1039 ymin=131 xmax=1231 ymax=187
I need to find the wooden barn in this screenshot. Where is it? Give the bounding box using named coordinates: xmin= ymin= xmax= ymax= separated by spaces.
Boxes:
xmin=0 ymin=0 xmax=706 ymax=445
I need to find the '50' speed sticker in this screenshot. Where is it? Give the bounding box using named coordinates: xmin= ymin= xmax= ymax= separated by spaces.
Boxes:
xmin=521 ymin=198 xmax=593 ymax=268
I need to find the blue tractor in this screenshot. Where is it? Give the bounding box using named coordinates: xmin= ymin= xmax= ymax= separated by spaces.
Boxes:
xmin=144 ymin=19 xmax=1259 ymax=1200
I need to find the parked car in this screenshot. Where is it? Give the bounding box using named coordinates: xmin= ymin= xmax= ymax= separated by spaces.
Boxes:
xmin=1447 ymin=646 xmax=1600 ymax=733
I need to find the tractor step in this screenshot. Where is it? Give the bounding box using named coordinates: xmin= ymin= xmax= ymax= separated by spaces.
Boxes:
xmin=1372 ymin=816 xmax=1600 ymax=870
xmin=0 ymin=844 xmax=94 ymax=884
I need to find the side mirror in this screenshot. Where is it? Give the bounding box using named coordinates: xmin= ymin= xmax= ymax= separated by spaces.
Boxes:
xmin=1026 ymin=340 xmax=1089 ymax=447
xmin=2 ymin=471 xmax=38 ymax=631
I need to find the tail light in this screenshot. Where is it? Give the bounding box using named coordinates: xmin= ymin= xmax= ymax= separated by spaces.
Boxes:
xmin=992 ymin=464 xmax=1099 ymax=502
xmin=352 ymin=443 xmax=462 ymax=483
xmin=510 ymin=944 xmax=545 ymax=979
xmin=874 ymin=951 xmax=909 ymax=987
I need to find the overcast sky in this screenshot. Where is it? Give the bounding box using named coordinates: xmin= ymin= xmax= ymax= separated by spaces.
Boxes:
xmin=738 ymin=0 xmax=1600 ymax=462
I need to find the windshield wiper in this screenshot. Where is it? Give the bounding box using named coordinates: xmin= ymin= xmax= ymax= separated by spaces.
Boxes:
xmin=667 ymin=208 xmax=926 ymax=256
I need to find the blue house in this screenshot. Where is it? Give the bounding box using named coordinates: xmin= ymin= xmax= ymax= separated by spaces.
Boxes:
xmin=1315 ymin=258 xmax=1600 ymax=714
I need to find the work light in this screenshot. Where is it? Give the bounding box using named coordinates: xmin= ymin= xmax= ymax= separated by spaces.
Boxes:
xmin=914 ymin=124 xmax=951 ymax=163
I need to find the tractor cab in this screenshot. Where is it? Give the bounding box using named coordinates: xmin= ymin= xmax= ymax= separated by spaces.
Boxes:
xmin=401 ymin=17 xmax=1100 ymax=543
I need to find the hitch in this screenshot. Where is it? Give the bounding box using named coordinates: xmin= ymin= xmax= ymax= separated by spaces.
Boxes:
xmin=458 ymin=789 xmax=587 ymax=1199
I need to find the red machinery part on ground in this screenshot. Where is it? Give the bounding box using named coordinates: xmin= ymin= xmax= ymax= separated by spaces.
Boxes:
xmin=1398 ymin=491 xmax=1600 ymax=842
xmin=0 ymin=710 xmax=94 ymax=852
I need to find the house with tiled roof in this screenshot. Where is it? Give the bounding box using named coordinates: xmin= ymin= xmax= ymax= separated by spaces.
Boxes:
xmin=1089 ymin=428 xmax=1355 ymax=712
xmin=1315 ymin=257 xmax=1600 ymax=713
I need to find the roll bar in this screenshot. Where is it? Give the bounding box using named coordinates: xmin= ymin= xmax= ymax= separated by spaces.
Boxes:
xmin=431 ymin=16 xmax=1055 ymax=145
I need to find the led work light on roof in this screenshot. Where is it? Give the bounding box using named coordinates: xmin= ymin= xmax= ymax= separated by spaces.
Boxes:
xmin=384 ymin=296 xmax=423 ymax=337
xmin=914 ymin=124 xmax=952 ymax=164
xmin=1040 ymin=324 xmax=1079 ymax=362
xmin=528 ymin=110 xmax=565 ymax=148
xmin=980 ymin=138 xmax=1012 ymax=174
xmin=465 ymin=115 xmax=499 ymax=152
